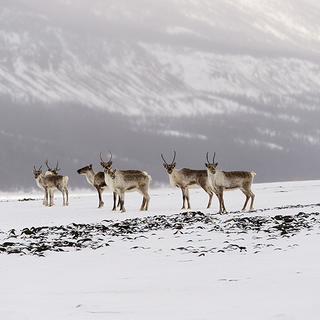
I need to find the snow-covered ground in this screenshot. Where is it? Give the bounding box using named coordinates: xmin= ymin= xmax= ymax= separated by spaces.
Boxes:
xmin=1 ymin=180 xmax=320 ymax=320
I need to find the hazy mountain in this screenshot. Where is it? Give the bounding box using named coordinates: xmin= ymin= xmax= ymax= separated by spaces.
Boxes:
xmin=1 ymin=0 xmax=320 ymax=191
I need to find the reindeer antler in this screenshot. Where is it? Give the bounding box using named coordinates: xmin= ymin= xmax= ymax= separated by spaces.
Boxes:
xmin=55 ymin=161 xmax=60 ymax=172
xmin=100 ymin=151 xmax=113 ymax=166
xmin=206 ymin=152 xmax=216 ymax=164
xmin=212 ymin=152 xmax=216 ymax=163
xmin=162 ymin=151 xmax=177 ymax=165
xmin=45 ymin=159 xmax=51 ymax=170
xmin=172 ymin=151 xmax=176 ymax=164
xmin=206 ymin=152 xmax=210 ymax=164
xmin=161 ymin=153 xmax=168 ymax=165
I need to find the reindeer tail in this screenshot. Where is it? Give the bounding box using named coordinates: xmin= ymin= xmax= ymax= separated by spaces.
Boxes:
xmin=143 ymin=172 xmax=152 ymax=181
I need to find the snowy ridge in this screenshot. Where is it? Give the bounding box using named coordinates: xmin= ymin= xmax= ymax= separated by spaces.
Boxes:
xmin=1 ymin=0 xmax=320 ymax=117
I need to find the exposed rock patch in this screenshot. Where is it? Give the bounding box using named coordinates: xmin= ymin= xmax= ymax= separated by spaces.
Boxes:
xmin=0 ymin=210 xmax=319 ymax=257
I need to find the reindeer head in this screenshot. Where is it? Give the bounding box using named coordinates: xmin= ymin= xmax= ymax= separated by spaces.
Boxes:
xmin=205 ymin=152 xmax=219 ymax=174
xmin=100 ymin=151 xmax=113 ymax=171
xmin=45 ymin=160 xmax=60 ymax=175
xmin=32 ymin=166 xmax=43 ymax=178
xmin=161 ymin=151 xmax=177 ymax=174
xmin=77 ymin=164 xmax=93 ymax=174
xmin=108 ymin=168 xmax=117 ymax=180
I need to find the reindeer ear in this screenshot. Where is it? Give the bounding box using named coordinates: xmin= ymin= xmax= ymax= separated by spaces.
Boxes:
xmin=173 ymin=162 xmax=176 ymax=167
xmin=163 ymin=164 xmax=167 ymax=169
xmin=215 ymin=162 xmax=219 ymax=167
xmin=89 ymin=164 xmax=92 ymax=169
xmin=205 ymin=163 xmax=209 ymax=168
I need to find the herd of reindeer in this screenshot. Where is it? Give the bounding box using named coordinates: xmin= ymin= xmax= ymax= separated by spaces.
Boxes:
xmin=32 ymin=151 xmax=256 ymax=213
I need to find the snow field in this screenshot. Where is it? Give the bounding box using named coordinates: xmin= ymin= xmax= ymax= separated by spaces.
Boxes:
xmin=0 ymin=180 xmax=320 ymax=320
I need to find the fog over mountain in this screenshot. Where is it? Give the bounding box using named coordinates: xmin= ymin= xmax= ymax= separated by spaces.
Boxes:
xmin=1 ymin=0 xmax=320 ymax=191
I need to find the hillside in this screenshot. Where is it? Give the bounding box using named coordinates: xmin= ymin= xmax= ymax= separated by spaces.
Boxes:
xmin=1 ymin=0 xmax=320 ymax=190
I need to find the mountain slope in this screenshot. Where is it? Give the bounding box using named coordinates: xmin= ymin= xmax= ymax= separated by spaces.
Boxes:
xmin=1 ymin=0 xmax=320 ymax=115
xmin=1 ymin=0 xmax=320 ymax=190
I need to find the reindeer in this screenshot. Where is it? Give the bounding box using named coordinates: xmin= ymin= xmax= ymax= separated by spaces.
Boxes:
xmin=77 ymin=164 xmax=118 ymax=209
xmin=33 ymin=166 xmax=48 ymax=205
xmin=32 ymin=160 xmax=60 ymax=205
xmin=41 ymin=160 xmax=60 ymax=205
xmin=205 ymin=152 xmax=256 ymax=213
xmin=161 ymin=151 xmax=214 ymax=210
xmin=45 ymin=160 xmax=60 ymax=175
xmin=100 ymin=152 xmax=151 ymax=212
xmin=32 ymin=165 xmax=69 ymax=207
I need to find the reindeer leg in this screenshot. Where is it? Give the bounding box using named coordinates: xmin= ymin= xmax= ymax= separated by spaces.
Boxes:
xmin=140 ymin=197 xmax=146 ymax=211
xmin=43 ymin=188 xmax=48 ymax=206
xmin=249 ymin=191 xmax=255 ymax=210
xmin=117 ymin=196 xmax=121 ymax=208
xmin=240 ymin=188 xmax=253 ymax=211
xmin=180 ymin=187 xmax=186 ymax=209
xmin=49 ymin=189 xmax=54 ymax=207
xmin=221 ymin=194 xmax=227 ymax=213
xmin=199 ymin=179 xmax=213 ymax=209
xmin=242 ymin=195 xmax=250 ymax=211
xmin=212 ymin=189 xmax=220 ymax=212
xmin=117 ymin=194 xmax=121 ymax=209
xmin=186 ymin=187 xmax=191 ymax=209
xmin=57 ymin=186 xmax=66 ymax=206
xmin=52 ymin=189 xmax=56 ymax=206
xmin=141 ymin=191 xmax=150 ymax=211
xmin=200 ymin=181 xmax=213 ymax=209
xmin=120 ymin=192 xmax=126 ymax=213
xmin=97 ymin=187 xmax=104 ymax=208
xmin=216 ymin=189 xmax=226 ymax=213
xmin=218 ymin=194 xmax=223 ymax=213
xmin=206 ymin=191 xmax=213 ymax=209
xmin=112 ymin=192 xmax=117 ymax=211
xmin=219 ymin=188 xmax=227 ymax=213
xmin=137 ymin=186 xmax=150 ymax=211
xmin=65 ymin=188 xmax=69 ymax=206
xmin=144 ymin=194 xmax=150 ymax=211
xmin=61 ymin=188 xmax=65 ymax=206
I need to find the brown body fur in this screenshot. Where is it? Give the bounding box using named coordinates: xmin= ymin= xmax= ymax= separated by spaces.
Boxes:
xmin=102 ymin=167 xmax=152 ymax=213
xmin=162 ymin=152 xmax=214 ymax=210
xmin=33 ymin=168 xmax=69 ymax=206
xmin=205 ymin=153 xmax=256 ymax=213
xmin=77 ymin=165 xmax=117 ymax=209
